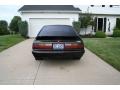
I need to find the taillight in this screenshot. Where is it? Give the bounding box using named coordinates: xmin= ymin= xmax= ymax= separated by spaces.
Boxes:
xmin=32 ymin=43 xmax=52 ymax=49
xmin=65 ymin=43 xmax=84 ymax=49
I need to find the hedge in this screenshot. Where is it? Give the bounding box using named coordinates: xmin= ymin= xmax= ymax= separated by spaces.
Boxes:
xmin=113 ymin=30 xmax=120 ymax=37
xmin=95 ymin=31 xmax=106 ymax=38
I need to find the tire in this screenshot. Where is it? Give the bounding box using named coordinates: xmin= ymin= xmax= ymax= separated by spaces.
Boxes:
xmin=35 ymin=57 xmax=39 ymax=60
xmin=74 ymin=57 xmax=80 ymax=60
xmin=35 ymin=57 xmax=44 ymax=60
xmin=73 ymin=56 xmax=81 ymax=60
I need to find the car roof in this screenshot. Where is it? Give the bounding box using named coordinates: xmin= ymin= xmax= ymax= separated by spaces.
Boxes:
xmin=43 ymin=25 xmax=73 ymax=27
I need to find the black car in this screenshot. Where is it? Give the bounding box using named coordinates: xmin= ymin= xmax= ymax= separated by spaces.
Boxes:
xmin=32 ymin=25 xmax=85 ymax=60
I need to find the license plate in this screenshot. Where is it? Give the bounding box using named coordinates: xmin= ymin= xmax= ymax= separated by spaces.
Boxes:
xmin=53 ymin=43 xmax=64 ymax=50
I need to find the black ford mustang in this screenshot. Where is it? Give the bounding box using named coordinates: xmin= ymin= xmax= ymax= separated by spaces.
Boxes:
xmin=32 ymin=25 xmax=85 ymax=60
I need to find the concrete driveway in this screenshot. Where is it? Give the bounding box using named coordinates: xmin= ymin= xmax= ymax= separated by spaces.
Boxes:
xmin=0 ymin=39 xmax=120 ymax=85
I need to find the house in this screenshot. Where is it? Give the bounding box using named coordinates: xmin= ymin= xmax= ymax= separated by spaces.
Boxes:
xmin=18 ymin=5 xmax=81 ymax=37
xmin=79 ymin=5 xmax=120 ymax=35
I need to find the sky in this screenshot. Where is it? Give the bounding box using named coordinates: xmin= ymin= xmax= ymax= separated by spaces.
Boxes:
xmin=0 ymin=5 xmax=23 ymax=23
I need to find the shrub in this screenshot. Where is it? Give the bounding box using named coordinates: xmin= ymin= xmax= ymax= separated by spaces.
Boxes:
xmin=9 ymin=16 xmax=21 ymax=33
xmin=18 ymin=21 xmax=28 ymax=38
xmin=73 ymin=21 xmax=81 ymax=33
xmin=114 ymin=27 xmax=119 ymax=31
xmin=95 ymin=31 xmax=106 ymax=38
xmin=80 ymin=34 xmax=95 ymax=38
xmin=113 ymin=30 xmax=120 ymax=37
xmin=0 ymin=20 xmax=9 ymax=35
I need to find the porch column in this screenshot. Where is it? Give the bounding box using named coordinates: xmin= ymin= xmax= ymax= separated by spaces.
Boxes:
xmin=96 ymin=18 xmax=98 ymax=31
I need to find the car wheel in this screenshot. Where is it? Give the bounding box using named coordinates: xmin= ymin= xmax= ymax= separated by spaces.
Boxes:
xmin=35 ymin=57 xmax=39 ymax=60
xmin=35 ymin=57 xmax=44 ymax=60
xmin=39 ymin=58 xmax=44 ymax=60
xmin=73 ymin=57 xmax=81 ymax=60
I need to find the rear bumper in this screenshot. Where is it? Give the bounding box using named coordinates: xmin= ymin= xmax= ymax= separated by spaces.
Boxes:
xmin=32 ymin=50 xmax=85 ymax=59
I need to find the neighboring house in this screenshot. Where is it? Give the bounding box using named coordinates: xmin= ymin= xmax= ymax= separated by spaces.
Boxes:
xmin=79 ymin=5 xmax=120 ymax=35
xmin=18 ymin=5 xmax=81 ymax=37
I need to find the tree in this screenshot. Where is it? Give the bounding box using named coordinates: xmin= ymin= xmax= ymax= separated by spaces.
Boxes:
xmin=9 ymin=16 xmax=21 ymax=33
xmin=18 ymin=21 xmax=28 ymax=38
xmin=73 ymin=21 xmax=81 ymax=33
xmin=79 ymin=14 xmax=92 ymax=35
xmin=0 ymin=20 xmax=9 ymax=35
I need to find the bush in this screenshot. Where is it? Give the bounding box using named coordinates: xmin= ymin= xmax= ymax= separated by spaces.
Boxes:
xmin=95 ymin=31 xmax=106 ymax=38
xmin=113 ymin=30 xmax=120 ymax=37
xmin=18 ymin=21 xmax=28 ymax=38
xmin=0 ymin=20 xmax=9 ymax=35
xmin=114 ymin=27 xmax=119 ymax=31
xmin=80 ymin=34 xmax=95 ymax=38
xmin=73 ymin=21 xmax=81 ymax=33
xmin=9 ymin=16 xmax=21 ymax=33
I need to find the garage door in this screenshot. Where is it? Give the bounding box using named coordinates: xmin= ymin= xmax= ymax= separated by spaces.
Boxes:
xmin=29 ymin=18 xmax=71 ymax=37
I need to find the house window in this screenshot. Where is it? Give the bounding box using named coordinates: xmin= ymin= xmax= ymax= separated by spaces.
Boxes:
xmin=98 ymin=18 xmax=103 ymax=31
xmin=116 ymin=18 xmax=120 ymax=29
xmin=104 ymin=18 xmax=106 ymax=32
xmin=91 ymin=5 xmax=94 ymax=7
xmin=102 ymin=5 xmax=105 ymax=7
xmin=110 ymin=5 xmax=113 ymax=7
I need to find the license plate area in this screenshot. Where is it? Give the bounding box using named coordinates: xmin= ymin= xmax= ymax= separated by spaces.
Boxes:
xmin=53 ymin=43 xmax=64 ymax=50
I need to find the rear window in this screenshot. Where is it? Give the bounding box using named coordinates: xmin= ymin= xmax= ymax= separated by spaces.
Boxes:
xmin=38 ymin=25 xmax=77 ymax=37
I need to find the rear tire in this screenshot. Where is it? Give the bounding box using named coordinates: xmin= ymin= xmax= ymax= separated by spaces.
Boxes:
xmin=35 ymin=57 xmax=39 ymax=60
xmin=73 ymin=56 xmax=81 ymax=60
xmin=35 ymin=57 xmax=44 ymax=60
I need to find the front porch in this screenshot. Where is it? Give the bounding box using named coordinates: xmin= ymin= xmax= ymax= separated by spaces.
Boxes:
xmin=79 ymin=17 xmax=115 ymax=35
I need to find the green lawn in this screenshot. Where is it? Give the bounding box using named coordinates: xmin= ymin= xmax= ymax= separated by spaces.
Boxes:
xmin=83 ymin=38 xmax=120 ymax=71
xmin=0 ymin=35 xmax=25 ymax=52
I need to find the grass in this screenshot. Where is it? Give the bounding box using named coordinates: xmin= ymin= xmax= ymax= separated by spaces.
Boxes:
xmin=0 ymin=34 xmax=25 ymax=52
xmin=83 ymin=38 xmax=120 ymax=71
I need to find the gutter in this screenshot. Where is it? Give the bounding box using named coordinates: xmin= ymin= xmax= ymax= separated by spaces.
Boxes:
xmin=18 ymin=10 xmax=81 ymax=14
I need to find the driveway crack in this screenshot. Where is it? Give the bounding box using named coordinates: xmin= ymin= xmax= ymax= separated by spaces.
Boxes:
xmin=33 ymin=61 xmax=41 ymax=85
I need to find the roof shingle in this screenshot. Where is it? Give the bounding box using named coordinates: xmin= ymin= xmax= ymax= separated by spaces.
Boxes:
xmin=19 ymin=5 xmax=81 ymax=11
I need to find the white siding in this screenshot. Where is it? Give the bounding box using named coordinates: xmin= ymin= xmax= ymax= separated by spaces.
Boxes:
xmin=21 ymin=12 xmax=79 ymax=22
